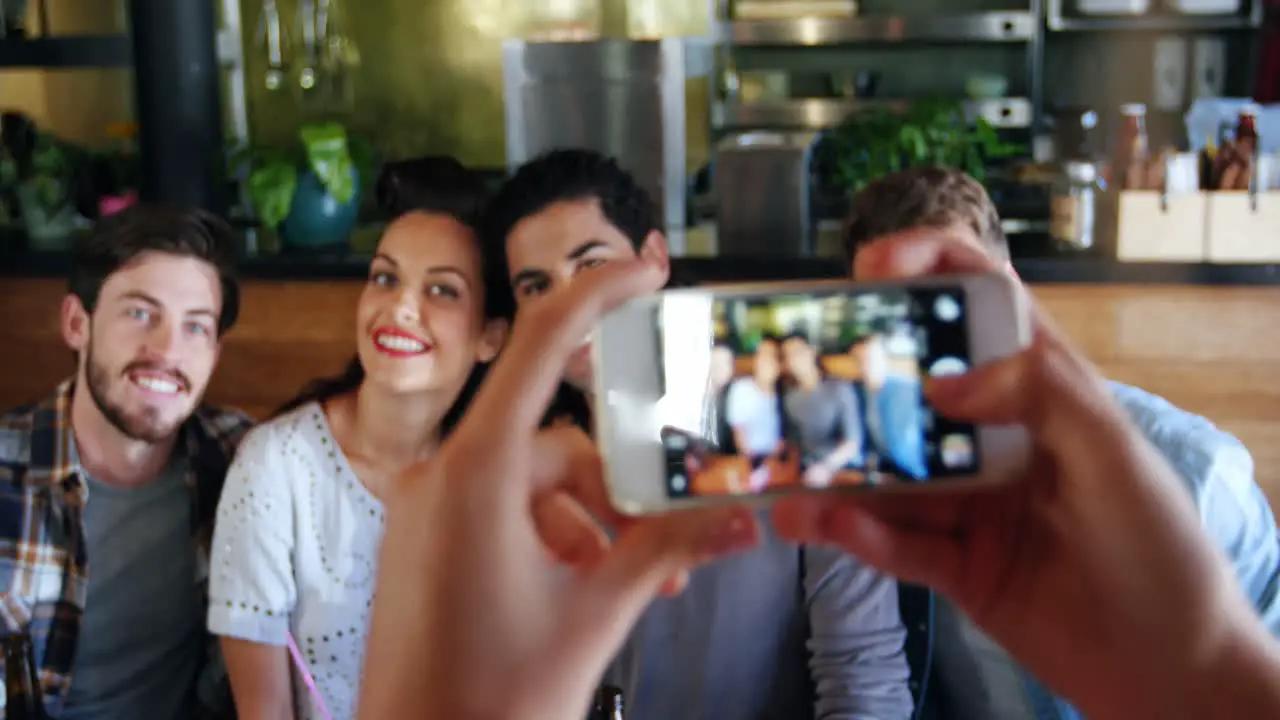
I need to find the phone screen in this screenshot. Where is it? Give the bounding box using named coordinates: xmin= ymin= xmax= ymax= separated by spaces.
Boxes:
xmin=656 ymin=285 xmax=978 ymax=499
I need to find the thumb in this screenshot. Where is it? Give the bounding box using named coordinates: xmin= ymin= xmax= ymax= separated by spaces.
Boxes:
xmin=925 ymin=351 xmax=1029 ymax=427
xmin=927 ymin=318 xmax=1127 ymax=458
xmin=569 ymin=506 xmax=760 ymax=646
xmin=773 ymin=496 xmax=967 ymax=596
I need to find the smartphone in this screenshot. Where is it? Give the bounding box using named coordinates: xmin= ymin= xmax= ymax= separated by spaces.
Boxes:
xmin=591 ymin=273 xmax=1033 ymax=515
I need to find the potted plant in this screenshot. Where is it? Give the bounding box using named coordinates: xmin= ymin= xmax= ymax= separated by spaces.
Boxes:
xmin=0 ymin=112 xmax=84 ymax=250
xmin=71 ymin=122 xmax=142 ymax=221
xmin=236 ymin=121 xmax=366 ymax=252
xmin=824 ymin=98 xmax=1024 ymax=194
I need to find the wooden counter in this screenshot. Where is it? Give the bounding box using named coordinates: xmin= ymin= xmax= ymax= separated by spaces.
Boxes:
xmin=3 ymin=278 xmax=1279 ymax=510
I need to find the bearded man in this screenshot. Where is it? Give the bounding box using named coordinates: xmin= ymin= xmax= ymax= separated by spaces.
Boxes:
xmin=0 ymin=205 xmax=252 ymax=719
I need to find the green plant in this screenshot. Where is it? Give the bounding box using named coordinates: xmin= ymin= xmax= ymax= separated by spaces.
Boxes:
xmin=0 ymin=132 xmax=78 ymax=220
xmin=234 ymin=121 xmax=372 ymax=230
xmin=826 ymin=98 xmax=1024 ymax=193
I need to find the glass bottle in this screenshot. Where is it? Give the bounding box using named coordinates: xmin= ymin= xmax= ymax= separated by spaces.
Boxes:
xmin=591 ymin=684 xmax=625 ymax=720
xmin=1237 ymin=104 xmax=1260 ymax=156
xmin=5 ymin=634 xmax=46 ymax=720
xmin=1113 ymin=103 xmax=1150 ymax=191
xmin=1051 ymin=160 xmax=1101 ymax=251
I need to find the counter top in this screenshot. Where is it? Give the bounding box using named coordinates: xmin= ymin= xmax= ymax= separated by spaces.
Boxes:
xmin=5 ymin=248 xmax=1280 ymax=286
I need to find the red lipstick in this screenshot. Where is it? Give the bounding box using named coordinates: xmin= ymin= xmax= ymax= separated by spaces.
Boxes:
xmin=371 ymin=327 xmax=432 ymax=358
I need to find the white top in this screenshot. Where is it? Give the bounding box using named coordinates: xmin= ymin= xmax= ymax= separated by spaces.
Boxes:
xmin=724 ymin=378 xmax=781 ymax=456
xmin=208 ymin=403 xmax=386 ymax=720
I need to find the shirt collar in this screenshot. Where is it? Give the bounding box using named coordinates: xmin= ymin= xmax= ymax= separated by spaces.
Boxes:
xmin=23 ymin=379 xmax=83 ymax=487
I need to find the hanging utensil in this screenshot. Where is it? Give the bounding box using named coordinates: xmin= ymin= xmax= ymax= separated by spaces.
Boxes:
xmin=316 ymin=0 xmax=360 ymax=110
xmin=255 ymin=0 xmax=288 ymax=91
xmin=296 ymin=0 xmax=318 ymax=94
xmin=316 ymin=0 xmax=330 ymax=42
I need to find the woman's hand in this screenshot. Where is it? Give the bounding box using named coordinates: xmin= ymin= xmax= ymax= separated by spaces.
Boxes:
xmin=357 ymin=251 xmax=760 ymax=720
xmin=773 ymin=229 xmax=1279 ymax=720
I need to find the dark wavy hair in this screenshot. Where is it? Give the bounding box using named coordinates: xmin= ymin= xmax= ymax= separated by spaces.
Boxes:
xmin=273 ymin=156 xmax=499 ymax=437
xmin=483 ymin=149 xmax=668 ymax=434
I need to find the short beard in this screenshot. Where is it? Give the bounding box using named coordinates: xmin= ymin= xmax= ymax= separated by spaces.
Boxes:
xmin=84 ymin=340 xmax=180 ymax=443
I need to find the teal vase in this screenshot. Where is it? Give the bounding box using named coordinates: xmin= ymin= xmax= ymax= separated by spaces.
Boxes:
xmin=280 ymin=169 xmax=359 ymax=252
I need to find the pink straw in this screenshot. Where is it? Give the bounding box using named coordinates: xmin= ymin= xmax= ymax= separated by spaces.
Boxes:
xmin=287 ymin=633 xmax=336 ymax=720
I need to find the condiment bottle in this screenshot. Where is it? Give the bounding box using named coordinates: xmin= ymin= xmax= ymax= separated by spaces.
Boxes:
xmin=1113 ymin=103 xmax=1150 ymax=191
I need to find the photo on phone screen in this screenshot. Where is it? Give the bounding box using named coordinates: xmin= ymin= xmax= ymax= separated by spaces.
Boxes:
xmin=656 ymin=285 xmax=979 ymax=499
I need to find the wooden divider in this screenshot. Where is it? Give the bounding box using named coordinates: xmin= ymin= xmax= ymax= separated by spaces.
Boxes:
xmin=3 ymin=277 xmax=1279 ymax=509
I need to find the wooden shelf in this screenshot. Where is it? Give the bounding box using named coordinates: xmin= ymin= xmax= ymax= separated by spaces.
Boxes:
xmin=0 ymin=35 xmax=132 ymax=69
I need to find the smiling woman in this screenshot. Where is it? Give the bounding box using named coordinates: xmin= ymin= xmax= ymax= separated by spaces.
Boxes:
xmin=207 ymin=156 xmax=509 ymax=720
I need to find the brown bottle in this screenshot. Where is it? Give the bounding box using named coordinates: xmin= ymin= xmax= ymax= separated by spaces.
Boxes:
xmin=1113 ymin=103 xmax=1150 ymax=191
xmin=1237 ymin=104 xmax=1260 ymax=157
xmin=589 ymin=684 xmax=625 ymax=720
xmin=4 ymin=634 xmax=46 ymax=720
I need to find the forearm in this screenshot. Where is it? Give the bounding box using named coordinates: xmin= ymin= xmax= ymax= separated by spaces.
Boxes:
xmin=1174 ymin=623 xmax=1280 ymax=720
xmin=359 ymin=509 xmax=551 ymax=720
xmin=221 ymin=637 xmax=296 ymax=720
xmin=819 ymin=440 xmax=860 ymax=471
xmin=1086 ymin=617 xmax=1280 ymax=720
xmin=360 ymin=564 xmax=581 ymax=720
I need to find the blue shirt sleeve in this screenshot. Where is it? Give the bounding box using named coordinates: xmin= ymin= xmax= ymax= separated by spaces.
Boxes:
xmin=1108 ymin=381 xmax=1280 ymax=633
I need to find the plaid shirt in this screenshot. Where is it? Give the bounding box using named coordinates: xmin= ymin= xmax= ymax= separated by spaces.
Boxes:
xmin=0 ymin=380 xmax=253 ymax=719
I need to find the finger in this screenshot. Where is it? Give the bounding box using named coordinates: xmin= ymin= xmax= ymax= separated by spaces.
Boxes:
xmin=527 ymin=427 xmax=626 ymax=527
xmin=461 ymin=255 xmax=667 ymax=439
xmin=529 ymin=427 xmax=690 ymax=594
xmin=926 ymin=320 xmax=1130 ymax=455
xmin=853 ymin=230 xmax=1135 ymax=462
xmin=531 ymin=490 xmax=611 ymax=571
xmin=774 ymin=488 xmax=970 ymax=539
xmin=771 ymin=495 xmax=966 ymax=596
xmin=569 ymin=506 xmax=760 ymax=652
xmin=852 ymin=226 xmax=1005 ymax=281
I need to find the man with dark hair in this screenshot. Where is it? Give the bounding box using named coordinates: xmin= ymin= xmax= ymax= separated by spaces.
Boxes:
xmin=0 ymin=205 xmax=252 ymax=718
xmin=487 ymin=148 xmax=913 ymax=719
xmin=779 ymin=332 xmax=863 ymax=487
xmin=844 ymin=165 xmax=1280 ymax=720
xmin=484 ymin=148 xmax=670 ymax=392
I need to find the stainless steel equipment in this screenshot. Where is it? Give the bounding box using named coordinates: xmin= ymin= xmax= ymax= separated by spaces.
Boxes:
xmin=713 ymin=131 xmax=819 ymax=257
xmin=502 ymin=39 xmax=688 ymax=250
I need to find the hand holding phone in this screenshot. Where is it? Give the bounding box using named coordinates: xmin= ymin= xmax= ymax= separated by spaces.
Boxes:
xmin=592 ymin=273 xmax=1032 ymax=515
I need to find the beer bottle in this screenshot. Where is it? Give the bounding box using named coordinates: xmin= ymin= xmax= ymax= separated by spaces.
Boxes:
xmin=4 ymin=634 xmax=46 ymax=719
xmin=590 ymin=684 xmax=625 ymax=720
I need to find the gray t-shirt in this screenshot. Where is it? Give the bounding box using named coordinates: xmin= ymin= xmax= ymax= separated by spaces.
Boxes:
xmin=784 ymin=379 xmax=861 ymax=465
xmin=61 ymin=458 xmax=204 ymax=720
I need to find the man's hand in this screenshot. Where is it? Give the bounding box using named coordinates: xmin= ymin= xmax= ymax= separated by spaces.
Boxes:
xmin=803 ymin=463 xmax=836 ymax=489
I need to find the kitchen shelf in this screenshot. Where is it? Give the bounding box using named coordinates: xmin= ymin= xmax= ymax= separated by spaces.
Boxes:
xmin=725 ymin=11 xmax=1036 ymax=46
xmin=1046 ymin=0 xmax=1262 ymax=31
xmin=0 ymin=35 xmax=131 ymax=68
xmin=714 ymin=97 xmax=1034 ymax=130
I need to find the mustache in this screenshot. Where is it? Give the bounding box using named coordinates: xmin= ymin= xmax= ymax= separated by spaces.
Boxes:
xmin=123 ymin=362 xmax=191 ymax=392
